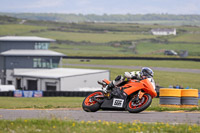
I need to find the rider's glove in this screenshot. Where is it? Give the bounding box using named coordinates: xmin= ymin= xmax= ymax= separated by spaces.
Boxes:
xmin=97 ymin=80 xmax=107 ymax=88
xmin=124 ymin=72 xmax=132 ymax=79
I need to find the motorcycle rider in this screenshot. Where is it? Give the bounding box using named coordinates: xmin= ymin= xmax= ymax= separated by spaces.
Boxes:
xmin=99 ymin=67 xmax=155 ymax=98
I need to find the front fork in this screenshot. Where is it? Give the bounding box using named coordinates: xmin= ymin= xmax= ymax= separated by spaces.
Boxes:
xmin=134 ymin=90 xmax=145 ymax=103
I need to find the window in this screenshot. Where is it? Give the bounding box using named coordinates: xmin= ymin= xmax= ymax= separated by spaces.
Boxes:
xmin=35 ymin=42 xmax=49 ymax=50
xmin=52 ymin=59 xmax=59 ymax=68
xmin=7 ymin=80 xmax=13 ymax=85
xmin=33 ymin=58 xmax=42 ymax=68
xmin=33 ymin=58 xmax=59 ymax=68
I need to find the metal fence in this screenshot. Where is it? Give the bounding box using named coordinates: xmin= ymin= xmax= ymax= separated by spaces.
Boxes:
xmin=0 ymin=91 xmax=92 ymax=97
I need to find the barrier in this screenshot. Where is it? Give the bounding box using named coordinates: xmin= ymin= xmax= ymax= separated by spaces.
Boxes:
xmin=181 ymin=97 xmax=198 ymax=105
xmin=159 ymin=89 xmax=181 ymax=106
xmin=42 ymin=91 xmax=92 ymax=97
xmin=13 ymin=91 xmax=43 ymax=97
xmin=160 ymin=97 xmax=181 ymax=105
xmin=1 ymin=91 xmax=93 ymax=97
xmin=159 ymin=88 xmax=199 ymax=108
xmin=181 ymin=89 xmax=198 ymax=107
xmin=0 ymin=91 xmax=14 ymax=97
xmin=63 ymin=56 xmax=200 ymax=62
xmin=34 ymin=91 xmax=43 ymax=97
xmin=181 ymin=89 xmax=198 ymax=97
xmin=14 ymin=90 xmax=23 ymax=97
xmin=23 ymin=91 xmax=34 ymax=97
xmin=159 ymin=88 xmax=181 ymax=97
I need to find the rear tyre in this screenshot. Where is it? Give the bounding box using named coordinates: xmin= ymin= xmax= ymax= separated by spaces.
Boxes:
xmin=82 ymin=91 xmax=104 ymax=112
xmin=127 ymin=93 xmax=152 ymax=113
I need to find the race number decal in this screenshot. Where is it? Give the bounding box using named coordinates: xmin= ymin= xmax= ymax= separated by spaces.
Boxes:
xmin=112 ymin=98 xmax=124 ymax=107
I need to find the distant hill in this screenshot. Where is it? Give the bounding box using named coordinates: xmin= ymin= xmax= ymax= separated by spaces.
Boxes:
xmin=0 ymin=12 xmax=200 ymax=25
xmin=0 ymin=15 xmax=20 ymax=24
xmin=0 ymin=14 xmax=200 ymax=57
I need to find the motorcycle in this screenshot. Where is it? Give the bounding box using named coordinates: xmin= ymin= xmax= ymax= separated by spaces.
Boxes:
xmin=82 ymin=78 xmax=157 ymax=113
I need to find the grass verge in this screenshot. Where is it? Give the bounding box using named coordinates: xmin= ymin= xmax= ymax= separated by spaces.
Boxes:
xmin=0 ymin=97 xmax=199 ymax=111
xmin=0 ymin=119 xmax=199 ymax=133
xmin=0 ymin=97 xmax=84 ymax=109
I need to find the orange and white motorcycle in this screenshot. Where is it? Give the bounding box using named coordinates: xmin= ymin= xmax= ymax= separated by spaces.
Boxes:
xmin=82 ymin=78 xmax=157 ymax=113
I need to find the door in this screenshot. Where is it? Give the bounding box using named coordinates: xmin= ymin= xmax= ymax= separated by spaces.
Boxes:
xmin=16 ymin=78 xmax=22 ymax=90
xmin=46 ymin=82 xmax=57 ymax=91
xmin=27 ymin=80 xmax=37 ymax=90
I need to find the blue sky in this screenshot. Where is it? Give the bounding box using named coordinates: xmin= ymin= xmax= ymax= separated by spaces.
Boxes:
xmin=0 ymin=0 xmax=200 ymax=14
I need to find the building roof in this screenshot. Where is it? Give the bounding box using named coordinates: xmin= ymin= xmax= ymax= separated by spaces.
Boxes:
xmin=0 ymin=36 xmax=55 ymax=42
xmin=14 ymin=68 xmax=109 ymax=79
xmin=151 ymin=28 xmax=176 ymax=32
xmin=0 ymin=49 xmax=65 ymax=57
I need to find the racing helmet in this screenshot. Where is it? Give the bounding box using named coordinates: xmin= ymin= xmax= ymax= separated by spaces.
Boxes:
xmin=141 ymin=67 xmax=154 ymax=77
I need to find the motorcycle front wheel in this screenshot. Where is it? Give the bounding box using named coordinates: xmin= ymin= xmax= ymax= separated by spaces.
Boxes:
xmin=127 ymin=93 xmax=152 ymax=113
xmin=82 ymin=91 xmax=104 ymax=112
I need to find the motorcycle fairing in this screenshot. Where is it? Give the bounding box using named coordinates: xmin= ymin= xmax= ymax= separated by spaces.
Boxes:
xmin=100 ymin=86 xmax=128 ymax=109
xmin=123 ymin=79 xmax=157 ymax=98
xmin=100 ymin=97 xmax=127 ymax=109
xmin=111 ymin=87 xmax=127 ymax=99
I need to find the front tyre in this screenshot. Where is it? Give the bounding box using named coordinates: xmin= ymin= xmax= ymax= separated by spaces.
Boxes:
xmin=127 ymin=93 xmax=152 ymax=113
xmin=82 ymin=91 xmax=104 ymax=112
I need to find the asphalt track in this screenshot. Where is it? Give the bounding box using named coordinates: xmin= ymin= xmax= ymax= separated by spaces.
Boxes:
xmin=0 ymin=109 xmax=200 ymax=124
xmin=66 ymin=64 xmax=200 ymax=74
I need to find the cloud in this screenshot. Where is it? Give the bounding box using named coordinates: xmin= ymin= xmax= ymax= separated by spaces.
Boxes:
xmin=24 ymin=0 xmax=65 ymax=9
xmin=175 ymin=3 xmax=200 ymax=14
xmin=77 ymin=0 xmax=91 ymax=6
xmin=0 ymin=0 xmax=200 ymax=14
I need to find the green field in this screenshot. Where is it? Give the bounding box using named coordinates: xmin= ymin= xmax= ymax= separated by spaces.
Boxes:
xmin=50 ymin=43 xmax=137 ymax=56
xmin=0 ymin=24 xmax=47 ymax=36
xmin=64 ymin=59 xmax=200 ymax=88
xmin=0 ymin=16 xmax=199 ymax=94
xmin=0 ymin=97 xmax=199 ymax=111
xmin=0 ymin=119 xmax=199 ymax=133
xmin=1 ymin=16 xmax=200 ymax=132
xmin=136 ymin=42 xmax=200 ymax=56
xmin=66 ymin=65 xmax=200 ymax=89
xmin=65 ymin=59 xmax=200 ymax=69
xmin=25 ymin=31 xmax=156 ymax=43
xmin=50 ymin=42 xmax=200 ymax=56
xmin=169 ymin=33 xmax=200 ymax=43
xmin=0 ymin=17 xmax=200 ymax=57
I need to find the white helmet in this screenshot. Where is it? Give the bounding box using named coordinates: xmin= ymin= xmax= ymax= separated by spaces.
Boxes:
xmin=141 ymin=67 xmax=154 ymax=77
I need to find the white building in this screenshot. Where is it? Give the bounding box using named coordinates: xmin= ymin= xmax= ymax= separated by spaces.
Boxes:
xmin=0 ymin=36 xmax=110 ymax=92
xmin=151 ymin=28 xmax=176 ymax=35
xmin=12 ymin=68 xmax=110 ymax=91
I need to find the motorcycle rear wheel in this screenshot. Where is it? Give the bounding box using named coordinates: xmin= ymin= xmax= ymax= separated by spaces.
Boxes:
xmin=82 ymin=91 xmax=104 ymax=112
xmin=127 ymin=93 xmax=152 ymax=113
